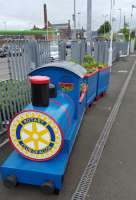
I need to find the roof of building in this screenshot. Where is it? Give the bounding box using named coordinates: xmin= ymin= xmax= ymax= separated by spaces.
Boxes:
xmin=52 ymin=23 xmax=70 ymax=29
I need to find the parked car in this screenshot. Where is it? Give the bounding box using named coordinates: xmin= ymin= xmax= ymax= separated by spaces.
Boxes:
xmin=0 ymin=47 xmax=5 ymax=57
xmin=0 ymin=44 xmax=22 ymax=58
xmin=66 ymin=40 xmax=72 ymax=49
xmin=50 ymin=45 xmax=59 ymax=62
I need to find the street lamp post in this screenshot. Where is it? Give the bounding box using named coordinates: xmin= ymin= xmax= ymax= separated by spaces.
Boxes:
xmin=87 ymin=0 xmax=92 ymax=53
xmin=117 ymin=8 xmax=122 ymax=31
xmin=127 ymin=5 xmax=136 ymax=55
xmin=72 ymin=0 xmax=76 ymax=40
xmin=108 ymin=0 xmax=115 ymax=68
xmin=113 ymin=8 xmax=122 ymax=31
xmin=77 ymin=12 xmax=81 ymax=39
xmin=77 ymin=12 xmax=81 ymax=29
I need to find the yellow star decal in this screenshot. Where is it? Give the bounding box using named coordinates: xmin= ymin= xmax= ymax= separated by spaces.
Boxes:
xmin=20 ymin=122 xmax=54 ymax=150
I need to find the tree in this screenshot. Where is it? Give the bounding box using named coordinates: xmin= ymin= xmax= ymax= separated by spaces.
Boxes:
xmin=130 ymin=30 xmax=135 ymax=39
xmin=97 ymin=21 xmax=111 ymax=35
xmin=119 ymin=23 xmax=129 ymax=41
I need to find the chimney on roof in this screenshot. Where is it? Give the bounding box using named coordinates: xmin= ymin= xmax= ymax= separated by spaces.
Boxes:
xmin=44 ymin=4 xmax=48 ymax=29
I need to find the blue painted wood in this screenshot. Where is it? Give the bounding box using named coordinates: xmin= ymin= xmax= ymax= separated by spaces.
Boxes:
xmin=1 ymin=150 xmax=69 ymax=189
xmin=84 ymin=72 xmax=98 ymax=106
xmin=97 ymin=67 xmax=110 ymax=96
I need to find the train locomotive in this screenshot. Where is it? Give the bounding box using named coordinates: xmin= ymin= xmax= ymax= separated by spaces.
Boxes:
xmin=0 ymin=61 xmax=110 ymax=194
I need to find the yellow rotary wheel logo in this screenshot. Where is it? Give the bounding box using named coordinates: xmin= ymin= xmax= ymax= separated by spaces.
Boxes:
xmin=8 ymin=110 xmax=64 ymax=161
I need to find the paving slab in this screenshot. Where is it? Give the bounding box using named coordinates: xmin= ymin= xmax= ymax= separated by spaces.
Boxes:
xmin=0 ymin=55 xmax=135 ymax=200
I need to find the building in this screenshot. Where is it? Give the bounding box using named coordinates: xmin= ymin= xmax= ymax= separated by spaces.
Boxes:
xmin=30 ymin=4 xmax=72 ymax=41
xmin=52 ymin=21 xmax=71 ymax=40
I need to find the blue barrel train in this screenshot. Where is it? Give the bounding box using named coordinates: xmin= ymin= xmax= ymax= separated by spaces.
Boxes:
xmin=0 ymin=61 xmax=110 ymax=194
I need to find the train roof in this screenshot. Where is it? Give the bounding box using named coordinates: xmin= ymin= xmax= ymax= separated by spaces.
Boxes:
xmin=38 ymin=61 xmax=87 ymax=78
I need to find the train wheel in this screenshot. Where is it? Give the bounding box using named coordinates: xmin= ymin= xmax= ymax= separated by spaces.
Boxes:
xmin=54 ymin=188 xmax=60 ymax=195
xmin=41 ymin=181 xmax=54 ymax=194
xmin=3 ymin=175 xmax=17 ymax=188
xmin=54 ymin=175 xmax=63 ymax=195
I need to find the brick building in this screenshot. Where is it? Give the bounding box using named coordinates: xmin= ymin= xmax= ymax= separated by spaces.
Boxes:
xmin=32 ymin=4 xmax=72 ymax=41
xmin=52 ymin=21 xmax=71 ymax=40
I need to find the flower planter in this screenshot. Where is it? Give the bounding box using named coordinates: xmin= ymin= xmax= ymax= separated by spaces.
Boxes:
xmin=84 ymin=70 xmax=98 ymax=106
xmin=97 ymin=66 xmax=111 ymax=97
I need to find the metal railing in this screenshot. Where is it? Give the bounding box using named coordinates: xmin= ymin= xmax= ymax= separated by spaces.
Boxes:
xmin=93 ymin=41 xmax=128 ymax=64
xmin=7 ymin=39 xmax=50 ymax=80
xmin=0 ymin=39 xmax=51 ymax=147
xmin=0 ymin=79 xmax=31 ymax=149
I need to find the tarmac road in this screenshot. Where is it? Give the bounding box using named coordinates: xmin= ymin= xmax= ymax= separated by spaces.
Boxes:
xmin=0 ymin=58 xmax=10 ymax=81
xmin=0 ymin=55 xmax=136 ymax=200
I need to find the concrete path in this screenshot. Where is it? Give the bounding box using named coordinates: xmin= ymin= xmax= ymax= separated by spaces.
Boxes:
xmin=89 ymin=56 xmax=136 ymax=200
xmin=0 ymin=55 xmax=136 ymax=200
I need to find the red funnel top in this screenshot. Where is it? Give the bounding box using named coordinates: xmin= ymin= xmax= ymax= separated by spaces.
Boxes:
xmin=29 ymin=76 xmax=50 ymax=84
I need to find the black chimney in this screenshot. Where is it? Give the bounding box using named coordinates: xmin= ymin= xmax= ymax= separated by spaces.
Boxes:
xmin=29 ymin=76 xmax=50 ymax=107
xmin=44 ymin=4 xmax=48 ymax=29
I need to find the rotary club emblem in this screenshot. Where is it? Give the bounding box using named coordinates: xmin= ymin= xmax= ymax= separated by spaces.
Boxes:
xmin=8 ymin=110 xmax=64 ymax=161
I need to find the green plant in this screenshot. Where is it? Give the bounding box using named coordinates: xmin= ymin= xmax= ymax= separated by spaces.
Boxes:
xmin=86 ymin=67 xmax=97 ymax=73
xmin=82 ymin=54 xmax=98 ymax=74
xmin=83 ymin=62 xmax=96 ymax=68
xmin=97 ymin=63 xmax=107 ymax=69
xmin=83 ymin=54 xmax=96 ymax=65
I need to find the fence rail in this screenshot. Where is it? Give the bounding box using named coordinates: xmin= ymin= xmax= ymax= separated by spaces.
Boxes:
xmin=0 ymin=79 xmax=31 ymax=136
xmin=7 ymin=40 xmax=50 ymax=80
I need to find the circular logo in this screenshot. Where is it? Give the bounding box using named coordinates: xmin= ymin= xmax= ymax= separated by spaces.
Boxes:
xmin=8 ymin=110 xmax=64 ymax=161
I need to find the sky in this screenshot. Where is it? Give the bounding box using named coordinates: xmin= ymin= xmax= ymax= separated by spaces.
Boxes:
xmin=0 ymin=0 xmax=136 ymax=31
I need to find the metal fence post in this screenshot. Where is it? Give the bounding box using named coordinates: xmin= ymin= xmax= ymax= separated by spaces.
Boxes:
xmin=58 ymin=40 xmax=66 ymax=61
xmin=71 ymin=40 xmax=81 ymax=63
xmin=80 ymin=40 xmax=86 ymax=64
